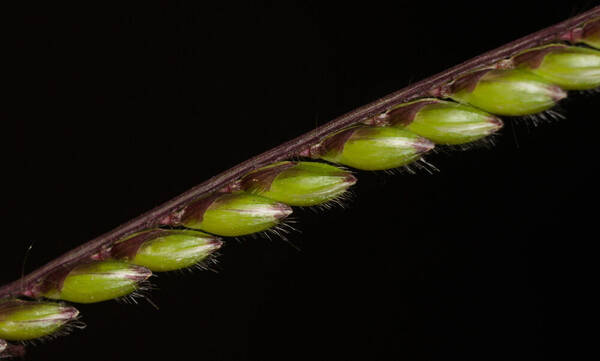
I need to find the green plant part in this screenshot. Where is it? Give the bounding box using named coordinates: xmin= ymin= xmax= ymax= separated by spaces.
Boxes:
xmin=449 ymin=69 xmax=567 ymax=116
xmin=513 ymin=44 xmax=600 ymax=90
xmin=180 ymin=192 xmax=293 ymax=237
xmin=43 ymin=261 xmax=152 ymax=304
xmin=580 ymin=17 xmax=600 ymax=49
xmin=317 ymin=126 xmax=434 ymax=171
xmin=377 ymin=98 xmax=503 ymax=145
xmin=240 ymin=161 xmax=356 ymax=206
xmin=0 ymin=299 xmax=79 ymax=341
xmin=112 ymin=229 xmax=222 ymax=272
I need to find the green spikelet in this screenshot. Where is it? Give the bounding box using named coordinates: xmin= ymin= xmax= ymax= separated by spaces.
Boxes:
xmin=240 ymin=161 xmax=356 ymax=206
xmin=112 ymin=229 xmax=222 ymax=272
xmin=0 ymin=299 xmax=79 ymax=341
xmin=514 ymin=44 xmax=600 ymax=90
xmin=317 ymin=126 xmax=433 ymax=171
xmin=380 ymin=98 xmax=503 ymax=145
xmin=43 ymin=261 xmax=152 ymax=304
xmin=180 ymin=192 xmax=293 ymax=237
xmin=449 ymin=69 xmax=567 ymax=116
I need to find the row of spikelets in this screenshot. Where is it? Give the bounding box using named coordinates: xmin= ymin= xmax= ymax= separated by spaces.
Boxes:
xmin=1 ymin=17 xmax=599 ymax=359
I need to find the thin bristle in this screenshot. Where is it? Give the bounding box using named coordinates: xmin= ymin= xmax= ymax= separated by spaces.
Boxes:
xmin=17 ymin=317 xmax=87 ymax=347
xmin=115 ymin=279 xmax=157 ymax=306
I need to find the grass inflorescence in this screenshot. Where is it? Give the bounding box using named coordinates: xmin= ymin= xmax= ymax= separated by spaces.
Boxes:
xmin=0 ymin=8 xmax=599 ymax=359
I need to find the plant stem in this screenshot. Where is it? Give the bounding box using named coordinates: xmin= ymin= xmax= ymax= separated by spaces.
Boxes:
xmin=1 ymin=5 xmax=598 ymax=299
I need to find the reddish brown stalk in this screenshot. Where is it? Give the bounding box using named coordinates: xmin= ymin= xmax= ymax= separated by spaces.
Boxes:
xmin=1 ymin=6 xmax=599 ymax=299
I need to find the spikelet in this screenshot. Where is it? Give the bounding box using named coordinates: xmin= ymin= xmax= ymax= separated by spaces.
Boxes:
xmin=449 ymin=69 xmax=567 ymax=116
xmin=0 ymin=299 xmax=79 ymax=341
xmin=513 ymin=44 xmax=600 ymax=90
xmin=42 ymin=261 xmax=152 ymax=304
xmin=240 ymin=161 xmax=356 ymax=206
xmin=315 ymin=126 xmax=434 ymax=171
xmin=179 ymin=192 xmax=293 ymax=237
xmin=370 ymin=98 xmax=503 ymax=145
xmin=112 ymin=229 xmax=222 ymax=272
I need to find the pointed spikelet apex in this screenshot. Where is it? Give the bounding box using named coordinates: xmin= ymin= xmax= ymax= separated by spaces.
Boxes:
xmin=381 ymin=98 xmax=503 ymax=145
xmin=0 ymin=299 xmax=79 ymax=341
xmin=180 ymin=192 xmax=293 ymax=237
xmin=514 ymin=44 xmax=600 ymax=90
xmin=43 ymin=261 xmax=152 ymax=304
xmin=449 ymin=69 xmax=567 ymax=116
xmin=317 ymin=126 xmax=434 ymax=171
xmin=112 ymin=229 xmax=222 ymax=272
xmin=240 ymin=161 xmax=356 ymax=206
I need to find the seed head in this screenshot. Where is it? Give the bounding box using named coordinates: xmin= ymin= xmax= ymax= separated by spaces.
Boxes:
xmin=43 ymin=261 xmax=152 ymax=304
xmin=581 ymin=17 xmax=600 ymax=49
xmin=449 ymin=69 xmax=567 ymax=116
xmin=0 ymin=299 xmax=79 ymax=341
xmin=514 ymin=44 xmax=600 ymax=90
xmin=382 ymin=98 xmax=502 ymax=145
xmin=112 ymin=229 xmax=222 ymax=272
xmin=180 ymin=192 xmax=293 ymax=237
xmin=241 ymin=161 xmax=356 ymax=206
xmin=317 ymin=126 xmax=434 ymax=171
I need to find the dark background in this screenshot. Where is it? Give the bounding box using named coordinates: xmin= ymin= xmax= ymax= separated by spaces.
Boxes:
xmin=4 ymin=1 xmax=600 ymax=360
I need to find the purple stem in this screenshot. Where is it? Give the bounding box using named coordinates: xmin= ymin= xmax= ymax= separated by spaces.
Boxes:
xmin=1 ymin=6 xmax=599 ymax=299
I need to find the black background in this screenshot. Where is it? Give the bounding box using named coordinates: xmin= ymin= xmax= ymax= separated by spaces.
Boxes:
xmin=4 ymin=1 xmax=600 ymax=360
